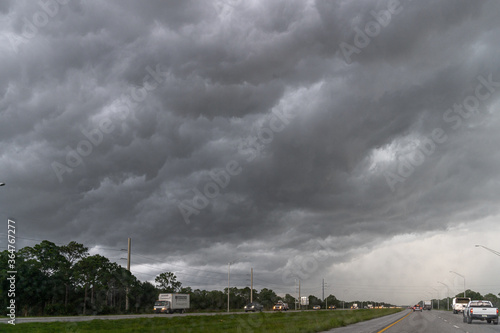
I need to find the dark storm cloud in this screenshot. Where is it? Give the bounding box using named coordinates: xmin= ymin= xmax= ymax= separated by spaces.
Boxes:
xmin=2 ymin=0 xmax=500 ymax=298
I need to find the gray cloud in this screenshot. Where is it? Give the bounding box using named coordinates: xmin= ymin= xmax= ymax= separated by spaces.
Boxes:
xmin=2 ymin=0 xmax=500 ymax=303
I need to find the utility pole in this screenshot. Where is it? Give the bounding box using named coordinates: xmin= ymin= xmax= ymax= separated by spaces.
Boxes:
xmin=322 ymin=279 xmax=324 ymax=301
xmin=295 ymin=279 xmax=297 ymax=310
xmin=299 ymin=280 xmax=301 ymax=310
xmin=250 ymin=268 xmax=253 ymax=303
xmin=126 ymin=238 xmax=131 ymax=311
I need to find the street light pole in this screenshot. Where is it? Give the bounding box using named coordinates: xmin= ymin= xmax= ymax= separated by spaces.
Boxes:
xmin=475 ymin=245 xmax=500 ymax=257
xmin=449 ymin=271 xmax=466 ymax=297
xmin=438 ymin=281 xmax=450 ymax=310
xmin=430 ymin=287 xmax=439 ymax=310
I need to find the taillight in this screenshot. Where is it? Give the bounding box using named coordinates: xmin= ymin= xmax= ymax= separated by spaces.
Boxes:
xmin=497 ymin=309 xmax=499 ymax=315
xmin=470 ymin=309 xmax=473 ymax=314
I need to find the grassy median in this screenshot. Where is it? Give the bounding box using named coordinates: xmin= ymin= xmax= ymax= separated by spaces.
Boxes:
xmin=0 ymin=308 xmax=403 ymax=333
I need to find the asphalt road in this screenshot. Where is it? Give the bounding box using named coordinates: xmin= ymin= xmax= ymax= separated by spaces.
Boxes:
xmin=3 ymin=309 xmax=499 ymax=333
xmin=0 ymin=310 xmax=268 ymax=324
xmin=323 ymin=310 xmax=500 ymax=333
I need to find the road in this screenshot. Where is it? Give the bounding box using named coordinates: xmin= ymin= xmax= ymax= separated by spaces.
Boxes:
xmin=323 ymin=310 xmax=500 ymax=333
xmin=0 ymin=310 xmax=269 ymax=324
xmin=3 ymin=309 xmax=499 ymax=332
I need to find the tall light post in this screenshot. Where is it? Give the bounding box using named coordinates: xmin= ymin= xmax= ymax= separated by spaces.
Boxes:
xmin=438 ymin=281 xmax=450 ymax=310
xmin=475 ymin=245 xmax=500 ymax=257
xmin=430 ymin=287 xmax=439 ymax=310
xmin=449 ymin=271 xmax=466 ymax=297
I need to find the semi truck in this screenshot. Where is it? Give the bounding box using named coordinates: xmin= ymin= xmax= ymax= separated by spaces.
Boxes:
xmin=153 ymin=293 xmax=190 ymax=314
xmin=423 ymin=300 xmax=432 ymax=310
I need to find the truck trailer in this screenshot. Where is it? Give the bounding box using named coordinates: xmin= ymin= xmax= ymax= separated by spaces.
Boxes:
xmin=153 ymin=293 xmax=190 ymax=314
xmin=452 ymin=297 xmax=471 ymax=314
xmin=423 ymin=300 xmax=432 ymax=310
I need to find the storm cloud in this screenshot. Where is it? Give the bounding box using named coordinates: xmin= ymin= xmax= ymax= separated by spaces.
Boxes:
xmin=1 ymin=0 xmax=500 ymax=304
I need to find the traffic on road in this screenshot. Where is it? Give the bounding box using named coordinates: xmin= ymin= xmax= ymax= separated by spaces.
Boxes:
xmin=325 ymin=309 xmax=500 ymax=333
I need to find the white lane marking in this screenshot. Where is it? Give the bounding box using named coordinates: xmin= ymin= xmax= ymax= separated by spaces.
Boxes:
xmin=453 ymin=325 xmax=459 ymax=328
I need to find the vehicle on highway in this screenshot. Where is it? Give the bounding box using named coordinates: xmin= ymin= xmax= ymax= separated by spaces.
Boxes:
xmin=244 ymin=302 xmax=263 ymax=312
xmin=328 ymin=305 xmax=336 ymax=309
xmin=463 ymin=300 xmax=499 ymax=325
xmin=273 ymin=301 xmax=289 ymax=311
xmin=350 ymin=303 xmax=358 ymax=309
xmin=423 ymin=300 xmax=432 ymax=310
xmin=452 ymin=297 xmax=471 ymax=314
xmin=412 ymin=304 xmax=422 ymax=312
xmin=313 ymin=305 xmax=321 ymax=310
xmin=153 ymin=293 xmax=190 ymax=314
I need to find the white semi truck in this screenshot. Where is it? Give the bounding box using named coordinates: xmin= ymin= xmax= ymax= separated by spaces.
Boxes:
xmin=153 ymin=293 xmax=190 ymax=314
xmin=423 ymin=300 xmax=432 ymax=310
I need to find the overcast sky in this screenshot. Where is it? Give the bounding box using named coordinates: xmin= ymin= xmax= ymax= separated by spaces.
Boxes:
xmin=1 ymin=0 xmax=500 ymax=305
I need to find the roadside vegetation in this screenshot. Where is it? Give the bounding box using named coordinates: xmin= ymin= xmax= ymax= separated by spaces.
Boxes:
xmin=0 ymin=308 xmax=403 ymax=333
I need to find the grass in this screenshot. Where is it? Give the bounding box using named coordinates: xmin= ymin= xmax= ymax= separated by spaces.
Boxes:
xmin=0 ymin=308 xmax=403 ymax=332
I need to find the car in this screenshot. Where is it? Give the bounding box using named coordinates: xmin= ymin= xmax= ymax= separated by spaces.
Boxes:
xmin=328 ymin=305 xmax=336 ymax=310
xmin=313 ymin=305 xmax=321 ymax=310
xmin=413 ymin=305 xmax=422 ymax=312
xmin=244 ymin=302 xmax=263 ymax=312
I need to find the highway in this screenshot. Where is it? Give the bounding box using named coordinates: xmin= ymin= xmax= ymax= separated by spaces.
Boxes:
xmin=0 ymin=311 xmax=259 ymax=324
xmin=4 ymin=309 xmax=499 ymax=332
xmin=323 ymin=309 xmax=500 ymax=333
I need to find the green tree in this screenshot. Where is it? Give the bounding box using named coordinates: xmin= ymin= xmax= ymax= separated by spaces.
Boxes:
xmin=257 ymin=288 xmax=278 ymax=309
xmin=284 ymin=293 xmax=296 ymax=308
xmin=131 ymin=281 xmax=157 ymax=313
xmin=457 ymin=289 xmax=482 ymax=300
xmin=155 ymin=272 xmax=182 ymax=292
xmin=73 ymin=254 xmax=111 ymax=315
xmin=484 ymin=293 xmax=499 ymax=307
xmin=309 ymin=295 xmax=321 ymax=307
xmin=325 ymin=294 xmax=338 ymax=308
xmin=23 ymin=241 xmax=69 ymax=314
xmin=60 ymin=241 xmax=88 ymax=310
